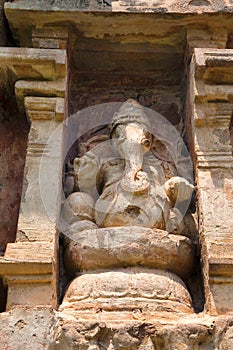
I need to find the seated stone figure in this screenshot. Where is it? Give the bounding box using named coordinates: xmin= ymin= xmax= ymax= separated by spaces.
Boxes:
xmin=60 ymin=100 xmax=195 ymax=322
xmin=61 ymin=99 xmax=194 ymax=235
xmin=60 ymin=99 xmax=196 ymax=321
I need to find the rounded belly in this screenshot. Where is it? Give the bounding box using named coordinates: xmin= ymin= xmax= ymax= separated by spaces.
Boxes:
xmin=95 ymin=185 xmax=166 ymax=229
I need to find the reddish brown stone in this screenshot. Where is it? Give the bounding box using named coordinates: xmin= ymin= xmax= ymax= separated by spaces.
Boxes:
xmin=0 ymin=98 xmax=28 ymax=250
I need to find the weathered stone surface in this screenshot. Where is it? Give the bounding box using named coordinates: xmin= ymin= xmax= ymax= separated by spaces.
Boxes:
xmin=0 ymin=47 xmax=67 ymax=310
xmin=10 ymin=49 xmax=67 ymax=243
xmin=186 ymin=48 xmax=233 ymax=314
xmin=187 ymin=28 xmax=228 ymax=54
xmin=63 ymin=227 xmax=195 ymax=278
xmin=61 ymin=192 xmax=95 ymax=224
xmin=3 ymin=309 xmax=233 ymax=349
xmin=65 ymin=99 xmax=194 ymax=231
xmin=218 ymin=324 xmax=233 ymax=350
xmin=54 ymin=313 xmax=233 ymax=350
xmin=0 ymin=242 xmax=55 ymax=309
xmin=4 ymin=0 xmax=233 ymax=138
xmin=0 ymin=48 xmax=67 ymax=90
xmin=4 ymin=5 xmax=233 ymax=47
xmin=5 ymin=0 xmax=233 ymax=12
xmin=7 ymin=0 xmax=111 ymax=11
xmin=60 ymin=99 xmax=195 ymax=324
xmin=61 ymin=268 xmax=193 ymax=317
xmin=0 ymin=307 xmax=54 ymax=350
xmin=112 ymin=0 xmax=231 ymax=12
xmin=32 ymin=27 xmax=69 ymax=49
xmin=0 ymin=2 xmax=233 ymax=350
xmin=24 ymin=97 xmax=64 ymax=122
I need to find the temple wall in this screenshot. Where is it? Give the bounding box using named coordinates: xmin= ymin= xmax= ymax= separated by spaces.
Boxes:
xmin=0 ymin=1 xmax=233 ymax=349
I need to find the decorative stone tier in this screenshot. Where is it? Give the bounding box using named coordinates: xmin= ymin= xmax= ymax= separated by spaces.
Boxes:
xmin=63 ymin=227 xmax=195 ymax=279
xmin=60 ymin=268 xmax=193 ymax=320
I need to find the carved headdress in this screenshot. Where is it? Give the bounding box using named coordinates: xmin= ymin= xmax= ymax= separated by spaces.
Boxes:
xmin=110 ymin=99 xmax=151 ymax=137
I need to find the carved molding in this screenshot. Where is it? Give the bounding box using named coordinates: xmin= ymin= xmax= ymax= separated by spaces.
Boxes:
xmin=32 ymin=26 xmax=70 ymax=49
xmin=188 ymin=48 xmax=233 ymax=314
xmin=24 ymin=96 xmax=64 ymax=122
xmin=0 ymin=47 xmax=67 ymax=309
xmin=4 ymin=3 xmax=233 ymax=50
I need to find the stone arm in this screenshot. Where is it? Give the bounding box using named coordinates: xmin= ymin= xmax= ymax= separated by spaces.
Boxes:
xmin=73 ymin=151 xmax=100 ymax=199
xmin=60 ymin=151 xmax=100 ymax=237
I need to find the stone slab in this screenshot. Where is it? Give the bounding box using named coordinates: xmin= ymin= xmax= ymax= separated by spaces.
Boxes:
xmin=0 ymin=242 xmax=55 ymax=309
xmin=4 ymin=4 xmax=233 ymax=47
xmin=63 ymin=227 xmax=195 ymax=278
xmin=5 ymin=0 xmax=233 ymax=13
xmin=0 ymin=47 xmax=66 ymax=90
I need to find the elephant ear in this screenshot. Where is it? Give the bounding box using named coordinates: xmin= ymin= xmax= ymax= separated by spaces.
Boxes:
xmin=151 ymin=138 xmax=174 ymax=163
xmin=150 ymin=138 xmax=178 ymax=181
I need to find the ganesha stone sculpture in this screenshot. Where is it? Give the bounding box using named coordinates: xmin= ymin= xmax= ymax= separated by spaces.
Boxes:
xmin=59 ymin=99 xmax=196 ymax=322
xmin=62 ymin=99 xmax=194 ymax=232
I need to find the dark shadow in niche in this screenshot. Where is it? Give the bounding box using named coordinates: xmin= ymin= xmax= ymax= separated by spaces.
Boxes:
xmin=227 ymin=32 xmax=233 ymax=49
xmin=0 ymin=94 xmax=29 ymax=252
xmin=0 ymin=278 xmax=7 ymax=313
xmin=185 ymin=233 xmax=205 ymax=312
xmin=177 ymin=187 xmax=205 ymax=312
xmin=188 ymin=0 xmax=210 ymax=6
xmin=0 ymin=93 xmax=29 ymax=312
xmin=58 ymin=237 xmax=73 ymax=305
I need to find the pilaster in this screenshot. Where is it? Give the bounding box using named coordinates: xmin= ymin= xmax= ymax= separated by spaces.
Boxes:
xmin=187 ymin=48 xmax=233 ymax=314
xmin=0 ymin=48 xmax=67 ymax=309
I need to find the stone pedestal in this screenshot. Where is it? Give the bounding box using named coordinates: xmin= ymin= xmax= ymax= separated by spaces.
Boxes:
xmin=61 ymin=268 xmax=193 ymax=318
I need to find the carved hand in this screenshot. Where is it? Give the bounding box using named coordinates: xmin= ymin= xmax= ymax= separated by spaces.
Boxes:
xmin=164 ymin=176 xmax=194 ymax=204
xmin=74 ymin=152 xmax=99 ymax=193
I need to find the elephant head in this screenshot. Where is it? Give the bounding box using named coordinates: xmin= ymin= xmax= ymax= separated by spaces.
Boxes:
xmin=110 ymin=99 xmax=152 ymax=194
